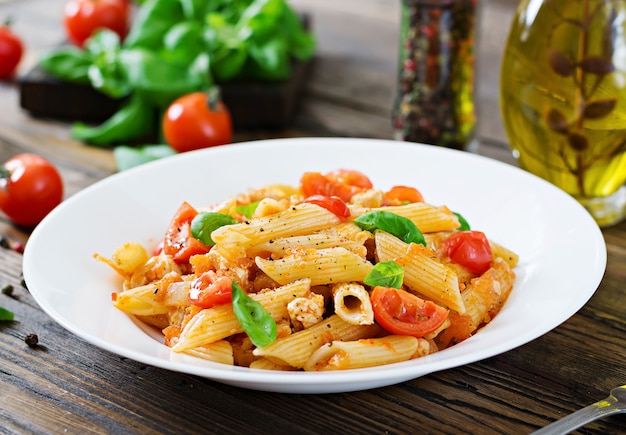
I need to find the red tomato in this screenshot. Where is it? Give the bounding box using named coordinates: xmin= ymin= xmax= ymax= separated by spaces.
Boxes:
xmin=383 ymin=185 xmax=424 ymax=205
xmin=0 ymin=154 xmax=63 ymax=227
xmin=302 ymin=195 xmax=351 ymax=219
xmin=63 ymin=0 xmax=130 ymax=47
xmin=162 ymin=91 xmax=233 ymax=153
xmin=0 ymin=23 xmax=23 ymax=79
xmin=188 ymin=271 xmax=233 ymax=308
xmin=163 ymin=202 xmax=210 ymax=263
xmin=300 ymin=169 xmax=372 ymax=202
xmin=370 ymin=286 xmax=449 ymax=337
xmin=444 ymin=230 xmax=493 ymax=274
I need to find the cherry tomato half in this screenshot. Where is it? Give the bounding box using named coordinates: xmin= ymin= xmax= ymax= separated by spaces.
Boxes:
xmin=162 ymin=91 xmax=233 ymax=153
xmin=300 ymin=169 xmax=372 ymax=202
xmin=302 ymin=195 xmax=351 ymax=219
xmin=383 ymin=185 xmax=424 ymax=205
xmin=63 ymin=0 xmax=130 ymax=47
xmin=0 ymin=154 xmax=63 ymax=227
xmin=444 ymin=230 xmax=493 ymax=275
xmin=189 ymin=270 xmax=233 ymax=309
xmin=163 ymin=202 xmax=211 ymax=263
xmin=0 ymin=23 xmax=24 ymax=79
xmin=370 ymin=286 xmax=449 ymax=337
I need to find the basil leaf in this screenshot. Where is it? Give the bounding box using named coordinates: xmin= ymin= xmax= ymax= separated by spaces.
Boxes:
xmin=236 ymin=201 xmax=259 ymax=219
xmin=231 ymin=282 xmax=277 ymax=348
xmin=364 ymin=261 xmax=404 ymax=289
xmin=0 ymin=306 xmax=14 ymax=321
xmin=191 ymin=212 xmax=237 ymax=246
xmin=354 ymin=210 xmax=426 ymax=246
xmin=39 ymin=46 xmax=93 ymax=84
xmin=454 ymin=212 xmax=471 ymax=231
xmin=113 ymin=144 xmax=176 ymax=171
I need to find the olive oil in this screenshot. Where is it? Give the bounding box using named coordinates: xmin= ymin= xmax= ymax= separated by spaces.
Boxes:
xmin=500 ymin=0 xmax=626 ymax=214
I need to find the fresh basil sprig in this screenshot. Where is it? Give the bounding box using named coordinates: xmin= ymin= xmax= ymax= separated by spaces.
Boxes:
xmin=354 ymin=210 xmax=426 ymax=246
xmin=364 ymin=261 xmax=404 ymax=289
xmin=231 ymin=282 xmax=277 ymax=348
xmin=191 ymin=212 xmax=237 ymax=246
xmin=236 ymin=201 xmax=260 ymax=219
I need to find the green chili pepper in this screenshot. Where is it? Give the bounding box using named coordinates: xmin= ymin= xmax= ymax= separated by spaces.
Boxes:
xmin=71 ymin=94 xmax=155 ymax=146
xmin=231 ymin=282 xmax=277 ymax=348
xmin=364 ymin=261 xmax=404 ymax=289
xmin=453 ymin=212 xmax=471 ymax=231
xmin=191 ymin=212 xmax=237 ymax=246
xmin=354 ymin=210 xmax=426 ymax=246
xmin=0 ymin=306 xmax=14 ymax=321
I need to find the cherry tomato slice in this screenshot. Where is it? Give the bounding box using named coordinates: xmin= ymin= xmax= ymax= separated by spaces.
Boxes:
xmin=300 ymin=169 xmax=372 ymax=202
xmin=188 ymin=271 xmax=233 ymax=308
xmin=370 ymin=286 xmax=449 ymax=337
xmin=302 ymin=195 xmax=351 ymax=219
xmin=383 ymin=185 xmax=424 ymax=205
xmin=163 ymin=202 xmax=210 ymax=263
xmin=0 ymin=154 xmax=63 ymax=227
xmin=444 ymin=230 xmax=493 ymax=274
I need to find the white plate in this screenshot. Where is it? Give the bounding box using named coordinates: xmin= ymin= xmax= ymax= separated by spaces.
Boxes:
xmin=23 ymin=137 xmax=606 ymax=394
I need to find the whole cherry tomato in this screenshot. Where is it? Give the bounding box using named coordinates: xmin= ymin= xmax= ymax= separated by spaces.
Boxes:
xmin=0 ymin=22 xmax=24 ymax=79
xmin=162 ymin=90 xmax=233 ymax=153
xmin=0 ymin=154 xmax=64 ymax=228
xmin=444 ymin=230 xmax=493 ymax=275
xmin=63 ymin=0 xmax=130 ymax=47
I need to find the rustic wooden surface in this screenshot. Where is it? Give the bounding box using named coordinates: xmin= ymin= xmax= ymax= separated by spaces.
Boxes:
xmin=1 ymin=0 xmax=625 ymax=433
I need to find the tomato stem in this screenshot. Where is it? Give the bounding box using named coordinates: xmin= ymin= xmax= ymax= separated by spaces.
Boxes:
xmin=206 ymin=86 xmax=221 ymax=112
xmin=0 ymin=167 xmax=10 ymax=180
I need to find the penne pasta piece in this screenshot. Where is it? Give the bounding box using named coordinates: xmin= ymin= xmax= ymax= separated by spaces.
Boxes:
xmin=211 ymin=202 xmax=342 ymax=250
xmin=248 ymin=358 xmax=298 ymax=371
xmin=303 ymin=335 xmax=428 ymax=371
xmin=114 ymin=284 xmax=170 ymax=316
xmin=331 ymin=282 xmax=374 ymax=325
xmin=253 ymin=314 xmax=381 ymax=368
xmin=181 ymin=340 xmax=235 ymax=365
xmin=172 ymin=278 xmax=311 ymax=352
xmin=351 ymin=202 xmax=460 ymax=233
xmin=375 ymin=231 xmax=465 ymax=313
xmin=490 ymin=241 xmax=519 ymax=268
xmin=255 ymin=247 xmax=374 ymax=286
xmin=248 ymin=232 xmax=367 ymax=258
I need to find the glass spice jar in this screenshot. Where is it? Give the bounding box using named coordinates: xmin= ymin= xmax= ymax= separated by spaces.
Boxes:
xmin=393 ymin=0 xmax=478 ymax=150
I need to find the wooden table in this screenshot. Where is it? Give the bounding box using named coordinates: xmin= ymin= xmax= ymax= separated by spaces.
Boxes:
xmin=1 ymin=0 xmax=625 ymax=433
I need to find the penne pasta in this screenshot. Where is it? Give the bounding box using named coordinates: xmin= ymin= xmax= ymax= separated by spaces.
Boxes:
xmin=253 ymin=314 xmax=381 ymax=368
xmin=102 ymin=168 xmax=518 ymax=372
xmin=303 ymin=335 xmax=428 ymax=371
xmin=255 ymin=247 xmax=374 ymax=286
xmin=374 ymin=231 xmax=465 ymax=313
xmin=172 ymin=279 xmax=311 ymax=352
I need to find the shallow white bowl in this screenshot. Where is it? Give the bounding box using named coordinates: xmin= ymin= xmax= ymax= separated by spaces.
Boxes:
xmin=23 ymin=137 xmax=606 ymax=394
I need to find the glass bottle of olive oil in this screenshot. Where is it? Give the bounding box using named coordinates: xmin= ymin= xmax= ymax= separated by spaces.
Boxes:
xmin=500 ymin=0 xmax=626 ymax=226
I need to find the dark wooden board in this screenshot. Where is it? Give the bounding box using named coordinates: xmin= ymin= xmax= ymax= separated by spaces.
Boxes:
xmin=18 ymin=57 xmax=312 ymax=130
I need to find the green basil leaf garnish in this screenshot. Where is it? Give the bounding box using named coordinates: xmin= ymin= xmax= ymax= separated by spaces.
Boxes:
xmin=231 ymin=282 xmax=277 ymax=348
xmin=354 ymin=210 xmax=426 ymax=246
xmin=191 ymin=212 xmax=237 ymax=246
xmin=364 ymin=261 xmax=404 ymax=289
xmin=454 ymin=212 xmax=471 ymax=231
xmin=236 ymin=201 xmax=260 ymax=219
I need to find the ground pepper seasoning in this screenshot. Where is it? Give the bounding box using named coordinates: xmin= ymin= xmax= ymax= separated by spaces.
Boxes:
xmin=393 ymin=0 xmax=478 ymax=150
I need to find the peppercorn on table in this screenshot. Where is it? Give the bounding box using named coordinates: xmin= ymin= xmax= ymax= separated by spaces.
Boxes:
xmin=1 ymin=0 xmax=625 ymax=433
